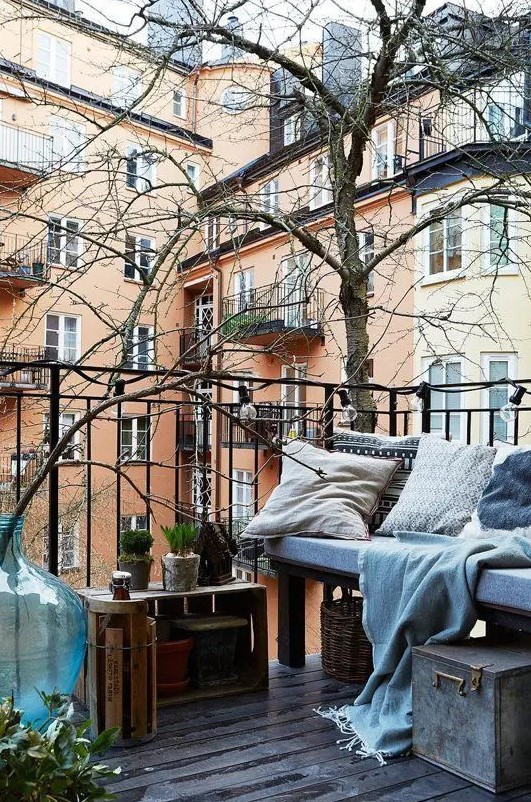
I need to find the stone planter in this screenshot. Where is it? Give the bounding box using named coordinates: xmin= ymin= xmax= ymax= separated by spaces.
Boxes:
xmin=118 ymin=560 xmax=152 ymax=591
xmin=161 ymin=553 xmax=200 ymax=592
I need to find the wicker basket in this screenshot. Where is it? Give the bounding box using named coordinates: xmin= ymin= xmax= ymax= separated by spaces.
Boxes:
xmin=320 ymin=589 xmax=373 ymax=684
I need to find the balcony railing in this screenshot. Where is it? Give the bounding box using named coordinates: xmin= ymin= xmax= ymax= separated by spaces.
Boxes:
xmin=178 ymin=412 xmax=211 ymax=451
xmin=0 ymin=235 xmax=49 ymax=283
xmin=0 ymin=120 xmax=53 ymax=177
xmin=179 ymin=328 xmax=212 ymax=365
xmin=0 ymin=347 xmax=48 ymax=387
xmin=222 ymin=284 xmax=325 ymax=342
xmin=0 ymin=448 xmax=44 ymax=491
xmin=220 ymin=403 xmax=322 ymax=448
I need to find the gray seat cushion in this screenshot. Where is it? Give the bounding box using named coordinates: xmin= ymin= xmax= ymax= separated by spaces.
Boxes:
xmin=265 ymin=536 xmax=531 ymax=613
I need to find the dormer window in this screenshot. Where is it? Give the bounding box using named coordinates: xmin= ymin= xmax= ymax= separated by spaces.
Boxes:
xmin=309 ymin=155 xmax=332 ymax=209
xmin=284 ymin=113 xmax=301 ymax=146
xmin=372 ymin=121 xmax=396 ymax=180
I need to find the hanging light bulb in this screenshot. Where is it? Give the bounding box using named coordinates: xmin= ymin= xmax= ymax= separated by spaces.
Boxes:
xmin=413 ymin=381 xmax=429 ymax=413
xmin=237 ymin=384 xmax=257 ymax=421
xmin=338 ymin=389 xmax=358 ymax=424
xmin=500 ymin=385 xmax=526 ymax=423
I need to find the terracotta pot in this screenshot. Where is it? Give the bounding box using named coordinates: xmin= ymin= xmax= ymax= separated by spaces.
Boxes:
xmin=156 ymin=638 xmax=194 ymax=696
xmin=118 ymin=560 xmax=151 ymax=591
xmin=161 ymin=553 xmax=200 ymax=591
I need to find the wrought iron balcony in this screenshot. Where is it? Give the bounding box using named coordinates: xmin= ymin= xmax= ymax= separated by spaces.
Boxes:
xmin=0 ymin=347 xmax=48 ymax=388
xmin=222 ymin=284 xmax=324 ymax=345
xmin=179 ymin=328 xmax=212 ymax=365
xmin=178 ymin=412 xmax=212 ymax=452
xmin=0 ymin=448 xmax=43 ymax=491
xmin=0 ymin=121 xmax=53 ymax=186
xmin=0 ymin=235 xmax=49 ymax=288
xmin=220 ymin=403 xmax=322 ymax=449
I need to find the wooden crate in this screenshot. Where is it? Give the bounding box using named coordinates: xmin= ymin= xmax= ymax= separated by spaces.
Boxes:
xmin=86 ymin=597 xmax=156 ymax=745
xmin=78 ymin=581 xmax=268 ymax=706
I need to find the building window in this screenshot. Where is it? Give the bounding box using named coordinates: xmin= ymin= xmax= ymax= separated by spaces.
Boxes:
xmin=125 ymin=325 xmax=154 ymax=369
xmin=45 ymin=314 xmax=80 ymax=361
xmin=424 ymin=358 xmax=463 ymax=441
xmin=205 ymin=217 xmax=220 ymax=251
xmin=36 ymin=33 xmax=71 ymax=87
xmin=192 ymin=466 xmax=212 ymax=517
xmin=359 ymin=231 xmax=375 ymax=294
xmin=173 ymin=90 xmax=186 ymax=118
xmin=44 ymin=411 xmax=81 ymax=461
xmin=481 ymin=353 xmax=518 ymax=443
xmin=126 ymin=145 xmax=157 ymax=192
xmin=284 ymin=113 xmax=301 ymax=146
xmin=47 ymin=216 xmax=82 ymax=268
xmin=49 ymin=116 xmax=86 ymax=172
xmin=233 ymin=469 xmax=253 ymax=520
xmin=112 ymin=66 xmax=142 ymax=107
xmin=427 ymin=210 xmax=463 ymax=276
xmin=234 ymin=269 xmax=255 ymax=311
xmin=121 ymin=514 xmax=149 ymax=532
xmin=124 ymin=234 xmax=155 ymax=280
xmin=487 ymin=205 xmax=515 ymax=271
xmin=309 ymin=155 xmax=332 ymax=209
xmin=120 ymin=416 xmax=150 ymax=461
xmin=43 ymin=523 xmax=79 ymax=572
xmin=185 ymin=162 xmax=200 ymax=189
xmin=372 ymin=121 xmax=396 ymax=180
xmin=260 ymin=179 xmax=279 ymax=226
xmin=233 ymin=567 xmax=253 ymax=582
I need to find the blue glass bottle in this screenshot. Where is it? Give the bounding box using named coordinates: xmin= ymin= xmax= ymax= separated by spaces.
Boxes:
xmin=0 ymin=514 xmax=87 ymax=725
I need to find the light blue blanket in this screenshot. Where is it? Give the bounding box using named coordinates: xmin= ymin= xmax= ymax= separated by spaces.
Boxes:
xmin=317 ymin=531 xmax=531 ymax=763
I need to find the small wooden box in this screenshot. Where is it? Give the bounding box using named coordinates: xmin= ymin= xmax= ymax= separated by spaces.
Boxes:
xmin=412 ymin=640 xmax=531 ymax=793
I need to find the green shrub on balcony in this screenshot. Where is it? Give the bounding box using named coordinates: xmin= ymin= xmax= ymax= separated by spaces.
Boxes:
xmin=221 ymin=312 xmax=268 ymax=338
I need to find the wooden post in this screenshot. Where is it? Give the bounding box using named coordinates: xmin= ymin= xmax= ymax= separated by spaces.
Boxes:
xmin=277 ymin=571 xmax=306 ymax=667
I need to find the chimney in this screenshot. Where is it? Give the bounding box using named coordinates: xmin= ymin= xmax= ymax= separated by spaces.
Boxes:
xmin=221 ymin=15 xmax=245 ymax=63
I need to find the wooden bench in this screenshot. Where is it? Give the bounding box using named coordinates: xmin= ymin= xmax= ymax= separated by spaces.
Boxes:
xmin=265 ymin=536 xmax=531 ymax=668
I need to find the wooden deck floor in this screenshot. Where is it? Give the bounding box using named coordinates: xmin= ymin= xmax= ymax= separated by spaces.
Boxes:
xmin=103 ymin=655 xmax=531 ymax=802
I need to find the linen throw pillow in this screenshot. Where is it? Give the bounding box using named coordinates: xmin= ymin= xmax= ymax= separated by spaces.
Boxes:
xmin=242 ymin=439 xmax=401 ymax=540
xmin=334 ymin=430 xmax=422 ymax=533
xmin=461 ymin=443 xmax=531 ymax=539
xmin=376 ymin=434 xmax=496 ymax=536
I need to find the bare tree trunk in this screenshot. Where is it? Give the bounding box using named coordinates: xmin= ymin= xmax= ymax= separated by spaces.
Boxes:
xmin=340 ymin=277 xmax=376 ymax=433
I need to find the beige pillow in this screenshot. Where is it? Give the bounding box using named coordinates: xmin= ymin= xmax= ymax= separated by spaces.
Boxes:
xmin=243 ymin=439 xmax=401 ymax=540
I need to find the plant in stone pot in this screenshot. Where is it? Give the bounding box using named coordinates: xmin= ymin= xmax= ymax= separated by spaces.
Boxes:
xmin=161 ymin=523 xmax=200 ymax=592
xmin=118 ymin=529 xmax=154 ymax=591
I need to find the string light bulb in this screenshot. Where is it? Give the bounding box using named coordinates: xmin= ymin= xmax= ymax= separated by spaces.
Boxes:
xmin=338 ymin=389 xmax=358 ymax=424
xmin=500 ymin=385 xmax=526 ymax=423
xmin=413 ymin=381 xmax=429 ymax=413
xmin=237 ymin=384 xmax=257 ymax=421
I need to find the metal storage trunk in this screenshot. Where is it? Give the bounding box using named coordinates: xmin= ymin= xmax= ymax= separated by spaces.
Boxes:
xmin=412 ymin=640 xmax=531 ymax=793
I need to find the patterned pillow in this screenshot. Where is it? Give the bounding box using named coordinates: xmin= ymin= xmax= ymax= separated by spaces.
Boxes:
xmin=376 ymin=434 xmax=496 ymax=537
xmin=243 ymin=439 xmax=401 ymax=540
xmin=461 ymin=444 xmax=531 ymax=539
xmin=333 ymin=430 xmax=422 ymax=533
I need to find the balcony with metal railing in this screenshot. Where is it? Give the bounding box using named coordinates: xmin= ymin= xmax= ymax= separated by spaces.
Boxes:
xmin=0 ymin=235 xmax=49 ymax=289
xmin=222 ymin=284 xmax=325 ymax=346
xmin=220 ymin=403 xmax=322 ymax=449
xmin=0 ymin=120 xmax=53 ymax=187
xmin=0 ymin=347 xmax=48 ymax=388
xmin=179 ymin=327 xmax=212 ymax=366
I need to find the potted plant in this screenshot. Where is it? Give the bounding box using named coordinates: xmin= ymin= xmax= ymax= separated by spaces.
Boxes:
xmin=118 ymin=529 xmax=154 ymax=591
xmin=155 ymin=617 xmax=194 ymax=697
xmin=161 ymin=522 xmax=200 ymax=592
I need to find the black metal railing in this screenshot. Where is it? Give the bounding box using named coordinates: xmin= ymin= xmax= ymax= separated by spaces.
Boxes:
xmin=179 ymin=328 xmax=212 ymax=364
xmin=1 ymin=360 xmax=530 ymax=587
xmin=0 ymin=347 xmax=48 ymax=386
xmin=0 ymin=235 xmax=49 ymax=280
xmin=222 ymin=284 xmax=325 ymax=339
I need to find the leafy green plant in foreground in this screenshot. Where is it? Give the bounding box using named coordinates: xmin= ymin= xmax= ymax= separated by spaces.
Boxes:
xmin=0 ymin=691 xmax=120 ymax=801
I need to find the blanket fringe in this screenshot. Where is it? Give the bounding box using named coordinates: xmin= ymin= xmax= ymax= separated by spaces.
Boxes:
xmin=314 ymin=706 xmax=387 ymax=767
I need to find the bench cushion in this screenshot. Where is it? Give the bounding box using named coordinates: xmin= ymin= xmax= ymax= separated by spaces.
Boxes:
xmin=264 ymin=535 xmax=531 ymax=614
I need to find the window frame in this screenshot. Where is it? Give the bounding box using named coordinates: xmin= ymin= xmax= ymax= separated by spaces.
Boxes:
xmin=126 ymin=144 xmax=157 ymax=193
xmin=371 ymin=120 xmax=396 ymax=181
xmin=125 ymin=325 xmax=154 ymax=370
xmin=120 ymin=415 xmax=151 ymax=462
xmin=232 ymin=469 xmax=253 ymax=521
xmin=423 ymin=208 xmax=464 ymax=282
xmin=483 ymin=203 xmax=518 ymax=274
xmin=422 ymin=356 xmax=464 ymax=442
xmin=283 ymin=112 xmax=301 ymax=146
xmin=480 ymin=352 xmax=518 ymax=444
xmin=43 ymin=411 xmax=81 ymax=461
xmin=359 ymin=230 xmax=375 ymax=295
xmin=47 ymin=215 xmax=83 ymax=269
xmin=172 ymin=89 xmax=187 ymax=119
xmin=120 ymin=514 xmax=149 ymax=532
xmin=185 ymin=162 xmax=200 ymax=190
xmin=204 ymin=217 xmax=220 ymax=251
xmin=43 ymin=522 xmax=79 ymax=572
xmin=36 ymin=32 xmax=71 ymax=87
xmin=44 ymin=313 xmax=81 ymax=362
xmin=259 ymin=178 xmax=279 ymax=228
xmin=124 ymin=234 xmax=156 ymax=281
xmin=112 ymin=65 xmax=142 ymax=108
xmin=309 ymin=154 xmax=332 ymax=210
xmin=49 ymin=115 xmax=86 ymax=173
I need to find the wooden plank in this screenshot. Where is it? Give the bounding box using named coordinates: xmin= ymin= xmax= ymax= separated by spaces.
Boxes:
xmin=277 ymin=570 xmax=306 ymax=667
xmin=104 ymin=627 xmax=123 ymax=733
xmin=87 ymin=608 xmax=100 ymax=735
xmin=431 ymin=786 xmax=531 ymax=801
xmin=130 ymin=609 xmax=147 ymax=740
xmin=148 ymin=618 xmax=157 ymax=735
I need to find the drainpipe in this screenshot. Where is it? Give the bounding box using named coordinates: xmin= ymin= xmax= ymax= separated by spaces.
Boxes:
xmin=210 ymin=259 xmax=224 ymax=514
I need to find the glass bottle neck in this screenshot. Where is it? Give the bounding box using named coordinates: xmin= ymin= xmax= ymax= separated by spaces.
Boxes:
xmin=0 ymin=515 xmax=24 ymax=566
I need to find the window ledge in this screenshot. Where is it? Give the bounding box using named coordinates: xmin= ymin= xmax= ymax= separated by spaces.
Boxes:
xmin=420 ymin=271 xmax=467 ymax=288
xmin=480 ymin=266 xmax=520 ymax=277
